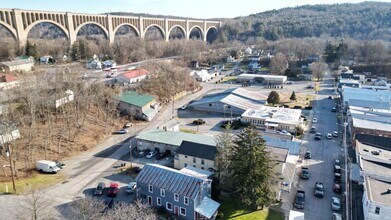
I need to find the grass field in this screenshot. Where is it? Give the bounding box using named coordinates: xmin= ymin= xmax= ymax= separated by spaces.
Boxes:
xmin=218 ymin=199 xmax=284 ymax=220
xmin=268 ymin=93 xmax=315 ymax=108
xmin=220 ymin=76 xmax=238 ymax=83
xmin=179 ymin=128 xmax=197 ymax=134
xmin=0 ymin=172 xmax=65 ymax=194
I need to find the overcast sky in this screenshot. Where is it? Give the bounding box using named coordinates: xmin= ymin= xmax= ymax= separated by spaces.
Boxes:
xmin=2 ymin=0 xmax=390 ymax=18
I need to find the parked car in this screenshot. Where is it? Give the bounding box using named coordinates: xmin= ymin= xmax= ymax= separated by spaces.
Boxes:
xmin=333 ymin=131 xmax=339 ymax=137
xmin=134 ymin=166 xmax=142 ymax=173
xmin=220 ymin=120 xmax=242 ymax=130
xmin=307 ymin=84 xmax=315 ymax=89
xmin=115 ymin=129 xmax=128 ymax=134
xmin=180 ymin=104 xmax=187 ymax=110
xmin=107 ymin=182 xmax=119 ymax=197
xmin=334 ymin=173 xmax=341 ymax=183
xmin=312 ymin=118 xmax=318 ymax=123
xmin=94 ymin=182 xmax=106 ymax=196
xmin=332 ymin=213 xmax=342 ymax=220
xmin=101 ymin=198 xmax=115 ymax=214
xmin=331 ymin=107 xmax=337 ymax=112
xmin=285 ymin=81 xmax=293 ymax=85
xmin=328 ymin=96 xmax=333 ymax=99
xmin=193 ymin=119 xmax=206 ymax=125
xmin=333 ymin=183 xmax=342 ymax=194
xmin=315 ymin=133 xmax=322 ymax=140
xmin=314 ymin=182 xmax=325 ymax=198
xmin=310 ymin=126 xmax=316 ymax=133
xmin=331 ymin=197 xmax=341 ymax=211
xmin=156 ymin=152 xmax=169 ymax=160
xmin=294 ymin=190 xmax=306 ymax=209
xmin=126 ymin=182 xmax=137 ymax=194
xmin=137 ymin=149 xmax=150 ymax=158
xmin=334 ymin=159 xmax=341 ymax=166
xmin=55 ymin=161 xmax=66 ymax=169
xmin=279 ymin=130 xmax=291 ymax=136
xmin=146 ymin=151 xmax=158 ymax=159
xmin=334 ymin=165 xmax=341 ymax=174
xmin=36 ymin=160 xmax=61 ymax=174
xmin=326 ymin=133 xmax=333 ymax=139
xmin=301 ymin=167 xmax=309 ymax=179
xmin=123 ymin=122 xmax=133 ymax=128
xmin=305 ymin=151 xmax=312 ymax=159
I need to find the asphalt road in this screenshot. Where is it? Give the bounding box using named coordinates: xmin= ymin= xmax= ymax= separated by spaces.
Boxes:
xmin=298 ymin=76 xmax=344 ymax=219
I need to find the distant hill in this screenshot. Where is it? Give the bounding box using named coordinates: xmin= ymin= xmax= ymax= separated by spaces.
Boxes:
xmin=219 ymin=1 xmax=391 ymax=41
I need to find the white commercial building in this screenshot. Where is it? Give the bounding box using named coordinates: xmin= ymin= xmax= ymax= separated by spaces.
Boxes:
xmin=363 ymin=176 xmax=391 ymax=220
xmin=237 ymin=74 xmax=287 ymax=85
xmin=241 ymin=107 xmax=303 ymax=133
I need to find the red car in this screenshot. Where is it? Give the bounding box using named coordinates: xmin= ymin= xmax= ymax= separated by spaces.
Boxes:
xmin=107 ymin=182 xmax=119 ymax=197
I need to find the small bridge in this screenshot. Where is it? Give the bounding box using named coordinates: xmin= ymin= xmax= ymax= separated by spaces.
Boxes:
xmin=0 ymin=8 xmax=221 ymax=45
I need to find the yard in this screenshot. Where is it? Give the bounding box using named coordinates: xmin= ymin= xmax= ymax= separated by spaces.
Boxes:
xmin=219 ymin=76 xmax=238 ymax=83
xmin=268 ymin=92 xmax=315 ymax=108
xmin=218 ymin=199 xmax=284 ymax=220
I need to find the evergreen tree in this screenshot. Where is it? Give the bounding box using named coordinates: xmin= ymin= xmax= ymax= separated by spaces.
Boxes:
xmin=25 ymin=40 xmax=37 ymax=59
xmin=290 ymin=91 xmax=297 ymax=101
xmin=227 ymin=127 xmax=274 ymax=209
xmin=71 ymin=42 xmax=79 ymax=61
xmin=267 ymin=91 xmax=280 ymax=106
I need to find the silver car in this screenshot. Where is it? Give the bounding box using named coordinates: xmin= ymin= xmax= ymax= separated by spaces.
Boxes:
xmin=331 ymin=197 xmax=341 ymax=211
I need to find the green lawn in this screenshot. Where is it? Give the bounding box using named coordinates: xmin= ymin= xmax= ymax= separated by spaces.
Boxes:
xmin=179 ymin=128 xmax=197 ymax=134
xmin=220 ymin=76 xmax=238 ymax=83
xmin=0 ymin=172 xmax=66 ymax=195
xmin=260 ymin=67 xmax=270 ymax=72
xmin=218 ymin=199 xmax=284 ymax=220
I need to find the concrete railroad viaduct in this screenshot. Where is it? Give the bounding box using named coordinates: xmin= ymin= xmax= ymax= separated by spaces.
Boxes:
xmin=0 ymin=8 xmax=221 ymax=46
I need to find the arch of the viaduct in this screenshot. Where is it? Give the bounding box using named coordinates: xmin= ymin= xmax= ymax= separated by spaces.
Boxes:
xmin=168 ymin=25 xmax=186 ymax=39
xmin=189 ymin=25 xmax=204 ymax=40
xmin=0 ymin=8 xmax=221 ymax=46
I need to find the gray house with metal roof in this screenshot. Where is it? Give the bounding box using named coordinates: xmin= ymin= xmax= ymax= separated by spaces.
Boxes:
xmin=136 ymin=164 xmax=220 ymax=220
xmin=174 ymin=141 xmax=217 ymax=171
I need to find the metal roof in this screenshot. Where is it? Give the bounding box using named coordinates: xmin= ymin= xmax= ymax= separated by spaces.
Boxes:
xmin=365 ymin=176 xmax=391 ymax=206
xmin=136 ymin=129 xmax=216 ymax=147
xmin=242 ymin=107 xmax=303 ymax=126
xmin=195 ymin=197 xmax=220 ymax=219
xmin=115 ymin=91 xmax=155 ymax=108
xmin=262 ymin=136 xmax=301 ymax=155
xmin=350 ymin=107 xmax=391 ymax=132
xmin=176 ymin=141 xmax=217 ymax=161
xmin=136 ymin=164 xmax=208 ymax=199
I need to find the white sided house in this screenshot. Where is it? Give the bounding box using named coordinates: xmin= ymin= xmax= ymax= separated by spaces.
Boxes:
xmin=0 ymin=57 xmax=34 ymax=73
xmin=114 ymin=68 xmax=150 ymax=85
xmin=191 ymin=70 xmax=211 ymax=82
xmin=55 ymin=90 xmax=74 ymax=109
xmin=241 ymin=107 xmax=303 ymax=133
xmin=237 ymin=74 xmax=287 ymax=85
xmin=0 ymin=74 xmax=19 ymax=90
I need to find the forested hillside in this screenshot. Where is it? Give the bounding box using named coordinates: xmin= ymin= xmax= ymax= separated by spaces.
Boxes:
xmin=219 ymin=1 xmax=391 ymax=41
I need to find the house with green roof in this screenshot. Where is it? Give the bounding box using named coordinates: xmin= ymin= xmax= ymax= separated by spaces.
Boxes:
xmin=136 ymin=128 xmax=216 ymax=155
xmin=116 ymin=91 xmax=159 ymax=121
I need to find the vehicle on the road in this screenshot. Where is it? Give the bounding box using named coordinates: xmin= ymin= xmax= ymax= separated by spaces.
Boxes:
xmin=310 ymin=126 xmax=316 ymax=133
xmin=126 ymin=182 xmax=136 ymax=193
xmin=114 ymin=129 xmax=128 ymax=134
xmin=331 ymin=107 xmax=337 ymax=112
xmin=334 ymin=172 xmax=341 ymax=183
xmin=123 ymin=122 xmax=133 ymax=128
xmin=301 ymin=167 xmax=309 ymax=179
xmin=312 ymin=118 xmax=318 ymax=123
xmin=333 ymin=183 xmax=342 ymax=194
xmin=315 ymin=133 xmax=322 ymax=140
xmin=285 ymin=81 xmax=293 ymax=85
xmin=305 ymin=151 xmax=312 ymax=159
xmin=180 ymin=104 xmax=187 ymax=110
xmin=326 ymin=133 xmax=333 ymax=139
xmin=328 ymin=96 xmax=333 ymax=99
xmin=294 ymin=190 xmax=306 ymax=209
xmin=156 ymin=152 xmax=169 ymax=160
xmin=334 ymin=159 xmax=341 ymax=166
xmin=36 ymin=160 xmax=61 ymax=174
xmin=279 ymin=130 xmax=292 ymax=136
xmin=307 ymin=84 xmax=315 ymax=89
xmin=331 ymin=197 xmax=341 ymax=211
xmin=55 ymin=161 xmax=66 ymax=169
xmin=332 ymin=213 xmax=342 ymax=220
xmin=107 ymin=182 xmax=119 ymax=197
xmin=146 ymin=150 xmax=158 ymax=159
xmin=334 ymin=165 xmax=341 ymax=174
xmin=333 ymin=131 xmax=339 ymax=137
xmin=94 ymin=182 xmax=106 ymax=196
xmin=101 ymin=198 xmax=115 ymax=214
xmin=134 ymin=166 xmax=142 ymax=173
xmin=314 ymin=182 xmax=325 ymax=198
xmin=193 ymin=119 xmax=206 ymax=125
xmin=137 ymin=149 xmax=150 ymax=158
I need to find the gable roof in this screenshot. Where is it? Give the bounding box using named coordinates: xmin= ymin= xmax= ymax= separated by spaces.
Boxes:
xmin=136 ymin=164 xmax=208 ymax=199
xmin=355 ymin=133 xmax=391 ymax=150
xmin=176 ymin=141 xmax=217 ymax=161
xmin=115 ymin=91 xmax=155 ymax=108
xmin=0 ymin=74 xmax=17 ymax=83
xmin=122 ymin=68 xmax=150 ymax=79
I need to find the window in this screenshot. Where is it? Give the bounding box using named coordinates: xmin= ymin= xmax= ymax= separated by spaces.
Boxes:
xmin=375 ymin=207 xmax=380 ymax=214
xmin=174 ymin=193 xmax=179 ymax=202
xmin=184 ymin=163 xmax=187 ymax=167
xmin=193 ymin=157 xmax=196 ymax=163
xmin=201 ymin=159 xmax=205 ymax=165
xmin=160 ymin=188 xmax=165 ymax=197
xmin=209 ymin=103 xmax=212 ymax=106
xmin=184 ymin=197 xmax=189 ymax=205
xmin=157 ymin=197 xmax=161 ymax=206
xmin=166 ymin=202 xmax=172 ymax=211
xmin=148 ymin=184 xmax=153 ymax=193
xmin=185 ymin=155 xmax=187 ymax=158
xmin=201 ymin=167 xmax=204 ymax=170
xmin=180 ymin=207 xmax=186 ymax=216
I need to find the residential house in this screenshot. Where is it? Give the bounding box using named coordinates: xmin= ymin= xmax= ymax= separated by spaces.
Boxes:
xmin=188 ymin=87 xmax=267 ymax=115
xmin=0 ymin=57 xmax=34 ymax=73
xmin=114 ymin=68 xmax=150 ymax=85
xmin=174 ymin=141 xmax=217 ymax=171
xmin=244 ymin=47 xmax=252 ymax=55
xmin=190 ymin=61 xmax=199 ymax=68
xmin=39 ymin=55 xmax=54 ymax=64
xmin=36 ymin=89 xmax=75 ymax=109
xmin=136 ymin=164 xmax=220 ymax=220
xmin=0 ymin=121 xmax=20 ymax=144
xmin=116 ymin=91 xmax=159 ymax=121
xmin=192 ymin=70 xmax=212 ymax=82
xmin=136 ymin=129 xmax=215 ymax=155
xmin=102 ymin=60 xmax=116 ymax=69
xmin=86 ymin=59 xmax=102 ymax=69
xmin=0 ymin=74 xmax=19 ymax=90
xmin=226 ymin=56 xmax=235 ymax=63
xmin=237 ymin=74 xmax=287 ymax=85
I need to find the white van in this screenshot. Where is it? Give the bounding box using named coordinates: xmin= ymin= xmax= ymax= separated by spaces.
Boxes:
xmin=36 ymin=160 xmax=60 ymax=174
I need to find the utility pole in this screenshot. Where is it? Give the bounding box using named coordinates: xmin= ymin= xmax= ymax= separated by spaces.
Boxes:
xmin=6 ymin=144 xmax=16 ymax=193
xmin=172 ymin=95 xmax=175 ymax=119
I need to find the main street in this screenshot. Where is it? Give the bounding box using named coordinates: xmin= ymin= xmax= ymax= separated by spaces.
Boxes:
xmin=299 ymin=75 xmax=344 ymax=219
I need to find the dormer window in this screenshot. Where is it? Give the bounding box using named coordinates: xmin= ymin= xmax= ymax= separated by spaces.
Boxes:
xmin=148 ymin=184 xmax=153 ymax=193
xmin=184 ymin=196 xmax=189 ymax=205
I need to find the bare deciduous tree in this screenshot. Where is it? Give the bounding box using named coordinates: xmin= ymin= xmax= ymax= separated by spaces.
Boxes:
xmin=270 ymin=52 xmax=288 ymax=75
xmin=310 ymin=61 xmax=328 ymax=81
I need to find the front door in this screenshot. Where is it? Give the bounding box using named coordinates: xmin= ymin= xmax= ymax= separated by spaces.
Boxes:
xmin=148 ymin=196 xmax=152 ymax=205
xmin=174 ymin=205 xmax=179 ymax=215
